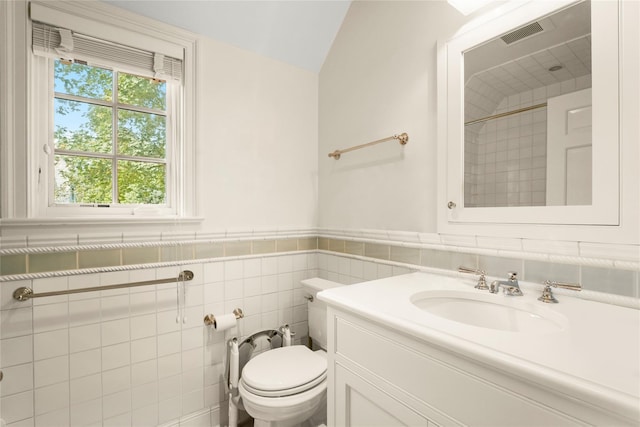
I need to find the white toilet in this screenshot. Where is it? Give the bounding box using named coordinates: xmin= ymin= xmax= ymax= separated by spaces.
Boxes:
xmin=238 ymin=278 xmax=342 ymax=427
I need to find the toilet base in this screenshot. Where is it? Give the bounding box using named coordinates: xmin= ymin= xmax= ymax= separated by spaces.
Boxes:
xmin=252 ymin=399 xmax=326 ymax=427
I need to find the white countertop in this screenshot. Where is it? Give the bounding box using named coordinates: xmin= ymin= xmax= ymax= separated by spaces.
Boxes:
xmin=318 ymin=272 xmax=640 ymax=422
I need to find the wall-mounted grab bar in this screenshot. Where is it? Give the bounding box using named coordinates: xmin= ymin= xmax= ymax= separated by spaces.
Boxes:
xmin=328 ymin=132 xmax=409 ymax=160
xmin=13 ymin=270 xmax=194 ymax=301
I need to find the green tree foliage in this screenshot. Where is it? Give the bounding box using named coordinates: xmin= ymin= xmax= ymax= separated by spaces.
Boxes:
xmin=54 ymin=60 xmax=167 ymax=205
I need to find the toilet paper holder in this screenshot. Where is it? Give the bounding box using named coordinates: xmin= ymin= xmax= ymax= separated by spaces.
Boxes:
xmin=204 ymin=308 xmax=244 ymax=326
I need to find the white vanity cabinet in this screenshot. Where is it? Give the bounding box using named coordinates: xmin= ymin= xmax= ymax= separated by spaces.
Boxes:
xmin=326 ymin=307 xmax=633 ymax=426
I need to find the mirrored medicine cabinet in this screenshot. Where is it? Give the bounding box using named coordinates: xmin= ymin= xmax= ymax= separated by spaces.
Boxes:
xmin=438 ymin=0 xmax=622 ymax=231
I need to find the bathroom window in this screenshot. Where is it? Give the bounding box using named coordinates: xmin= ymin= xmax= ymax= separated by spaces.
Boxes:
xmin=22 ymin=2 xmax=197 ymax=220
xmin=53 ymin=60 xmax=169 ymax=206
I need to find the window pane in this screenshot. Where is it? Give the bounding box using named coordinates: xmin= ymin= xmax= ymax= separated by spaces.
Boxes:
xmin=117 ymin=160 xmax=166 ymax=204
xmin=118 ymin=110 xmax=166 ymax=158
xmin=54 ymin=155 xmax=113 ymax=204
xmin=54 ymin=60 xmax=112 ymax=101
xmin=118 ymin=73 xmax=166 ymax=110
xmin=55 ymin=99 xmax=113 ymax=154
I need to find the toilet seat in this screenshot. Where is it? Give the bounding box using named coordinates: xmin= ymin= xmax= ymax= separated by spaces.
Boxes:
xmin=241 ymin=346 xmax=327 ymax=398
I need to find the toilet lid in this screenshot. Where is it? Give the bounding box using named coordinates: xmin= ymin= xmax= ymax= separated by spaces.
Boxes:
xmin=241 ymin=346 xmax=327 ymax=397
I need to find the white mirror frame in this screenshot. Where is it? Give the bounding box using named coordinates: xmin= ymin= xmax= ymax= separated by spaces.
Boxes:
xmin=437 ymin=0 xmax=639 ymax=244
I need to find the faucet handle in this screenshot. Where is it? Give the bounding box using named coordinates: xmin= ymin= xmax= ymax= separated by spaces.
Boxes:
xmin=507 ymin=271 xmax=518 ymax=281
xmin=538 ymin=280 xmax=582 ymax=303
xmin=458 ymin=266 xmax=489 ymax=290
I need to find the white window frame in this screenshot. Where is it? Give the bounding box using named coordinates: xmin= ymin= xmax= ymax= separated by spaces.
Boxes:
xmin=1 ymin=0 xmax=198 ymax=224
xmin=37 ymin=58 xmax=178 ymax=216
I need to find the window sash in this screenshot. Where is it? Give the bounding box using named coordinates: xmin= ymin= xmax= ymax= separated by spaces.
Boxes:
xmin=49 ymin=61 xmax=174 ymax=209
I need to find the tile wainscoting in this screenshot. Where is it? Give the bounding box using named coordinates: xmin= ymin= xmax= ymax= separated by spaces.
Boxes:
xmin=1 ymin=228 xmax=638 ymax=426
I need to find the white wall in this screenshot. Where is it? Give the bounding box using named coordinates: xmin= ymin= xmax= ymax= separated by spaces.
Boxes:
xmin=318 ymin=1 xmax=466 ymax=232
xmin=197 ymin=37 xmax=318 ymax=232
xmin=0 ymin=0 xmax=318 ymax=242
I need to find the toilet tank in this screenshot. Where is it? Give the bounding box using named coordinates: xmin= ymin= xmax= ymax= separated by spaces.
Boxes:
xmin=300 ymin=278 xmax=343 ymax=350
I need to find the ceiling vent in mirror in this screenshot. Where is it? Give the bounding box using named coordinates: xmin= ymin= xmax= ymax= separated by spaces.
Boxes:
xmin=500 ymin=22 xmax=544 ymax=45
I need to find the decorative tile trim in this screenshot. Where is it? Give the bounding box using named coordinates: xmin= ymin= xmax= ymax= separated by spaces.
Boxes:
xmin=0 ymin=250 xmax=318 ymax=282
xmin=317 ymin=228 xmax=640 ymax=270
xmin=0 ymin=233 xmax=318 ymax=279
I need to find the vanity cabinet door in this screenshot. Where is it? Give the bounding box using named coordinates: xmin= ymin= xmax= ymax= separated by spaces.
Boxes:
xmin=327 ymin=309 xmax=595 ymax=426
xmin=334 ymin=363 xmax=442 ymax=427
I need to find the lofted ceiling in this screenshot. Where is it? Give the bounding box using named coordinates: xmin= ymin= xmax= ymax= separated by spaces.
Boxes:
xmin=102 ymin=0 xmax=352 ymax=73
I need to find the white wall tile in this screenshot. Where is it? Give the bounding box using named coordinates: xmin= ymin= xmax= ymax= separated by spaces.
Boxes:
xmin=261 ymin=275 xmax=278 ymax=294
xmin=0 ymin=310 xmax=33 ymax=339
xmin=182 ymin=306 xmax=204 ymax=329
xmin=69 ymin=324 xmax=101 ymax=353
xmin=292 ymin=254 xmax=308 ymax=272
xmin=131 ymin=314 xmax=156 ymax=341
xmin=101 ymin=318 xmax=130 ymax=346
xmin=1 ymin=390 xmax=34 ymax=424
xmin=181 ymin=348 xmax=203 ymax=371
xmin=101 ymin=294 xmax=130 ymax=321
xmin=181 ymin=368 xmax=203 ymax=395
xmin=224 ymin=260 xmax=243 ymax=280
xmin=70 ymin=348 xmax=101 ymax=379
xmin=158 ymin=374 xmax=181 ymax=401
xmin=244 ymin=295 xmax=262 ymax=315
xmin=33 ymin=303 xmax=68 ymax=334
xmin=131 ymin=337 xmax=157 ymax=364
xmin=158 ymin=395 xmax=181 ymax=424
xmin=34 ymin=329 xmax=68 ymax=360
xmin=132 ymin=359 xmax=157 ymax=387
xmin=158 ymin=354 xmax=181 ymax=379
xmin=104 ymin=411 xmax=132 ymax=427
xmin=158 ymin=332 xmax=180 ymax=358
xmin=70 ymin=373 xmax=102 ymax=404
xmin=182 ymin=328 xmax=203 ymax=351
xmin=34 ymin=381 xmax=69 ymax=415
xmin=185 ymin=284 xmax=203 ymax=307
xmin=132 ymin=403 xmax=159 ymax=427
xmin=132 ymin=382 xmax=158 ymax=410
xmin=1 ymin=363 xmax=33 ymax=396
xmin=277 ymin=255 xmax=294 ymax=273
xmin=277 ymin=273 xmax=293 ymax=291
xmin=130 ymin=291 xmax=156 ymax=316
xmin=101 ymin=342 xmax=130 ymax=371
xmin=69 ymin=298 xmax=100 ymax=327
xmin=204 ymin=262 xmax=224 ymax=283
xmin=34 ymin=356 xmax=68 ymax=388
xmin=224 ymin=279 xmax=243 ymax=300
xmin=243 ymin=258 xmax=262 ymax=278
xmin=181 ymin=388 xmax=204 ymax=416
xmin=157 ymin=310 xmax=180 ymax=335
xmin=70 ymin=398 xmax=102 ymax=426
xmin=157 ymin=288 xmax=178 ymax=313
xmin=1 ymin=335 xmax=33 ymax=367
xmin=203 ymin=281 xmax=224 ymax=305
xmin=35 ymin=407 xmax=69 ymax=427
xmin=243 ymin=277 xmax=261 ymax=297
xmin=102 ymin=365 xmax=131 ymax=395
xmin=102 ymin=389 xmax=131 ymax=419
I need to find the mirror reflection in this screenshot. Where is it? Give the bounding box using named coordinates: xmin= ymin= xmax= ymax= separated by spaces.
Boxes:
xmin=464 ymin=1 xmax=591 ymax=207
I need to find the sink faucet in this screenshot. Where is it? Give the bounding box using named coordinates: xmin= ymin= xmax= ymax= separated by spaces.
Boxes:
xmin=490 ymin=272 xmax=523 ymax=296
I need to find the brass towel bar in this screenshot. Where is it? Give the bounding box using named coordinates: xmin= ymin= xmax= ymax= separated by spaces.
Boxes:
xmin=13 ymin=270 xmax=194 ymax=301
xmin=328 ymin=132 xmax=409 ymax=160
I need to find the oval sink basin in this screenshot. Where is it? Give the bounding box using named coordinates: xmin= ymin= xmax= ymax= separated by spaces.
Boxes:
xmin=411 ymin=291 xmax=567 ymax=333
